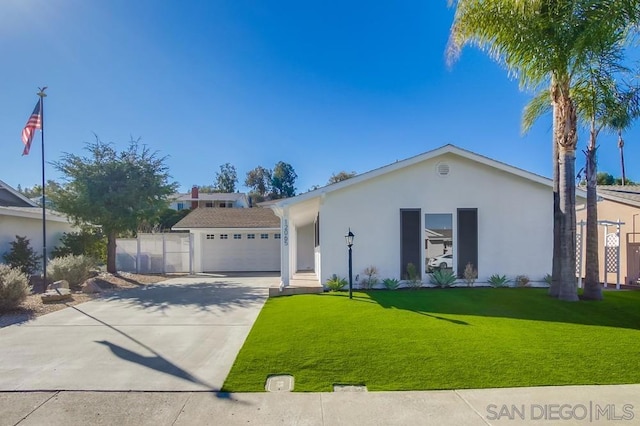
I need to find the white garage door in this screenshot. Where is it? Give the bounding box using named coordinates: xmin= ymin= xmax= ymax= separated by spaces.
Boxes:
xmin=202 ymin=231 xmax=280 ymax=272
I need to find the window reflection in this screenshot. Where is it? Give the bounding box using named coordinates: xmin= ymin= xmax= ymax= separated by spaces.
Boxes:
xmin=425 ymin=214 xmax=453 ymax=273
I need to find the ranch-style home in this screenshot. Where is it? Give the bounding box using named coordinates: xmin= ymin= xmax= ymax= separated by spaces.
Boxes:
xmin=271 ymin=144 xmax=583 ymax=288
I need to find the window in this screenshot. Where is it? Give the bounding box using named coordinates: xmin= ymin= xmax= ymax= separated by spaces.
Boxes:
xmin=205 ymin=202 xmax=214 ymax=208
xmin=314 ymin=214 xmax=320 ymax=247
xmin=219 ymin=202 xmax=226 ymax=208
xmin=247 ymin=234 xmax=255 ymax=239
xmin=233 ymin=234 xmax=241 ymax=239
xmin=260 ymin=234 xmax=269 ymax=239
xmin=177 ymin=202 xmax=185 ymax=210
xmin=220 ymin=234 xmax=228 ymax=239
xmin=425 ymin=213 xmax=453 ymax=274
xmin=275 ymin=233 xmax=281 ymax=239
xmin=206 ymin=234 xmax=215 ymax=240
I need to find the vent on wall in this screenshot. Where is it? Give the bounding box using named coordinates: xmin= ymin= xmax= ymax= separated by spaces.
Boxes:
xmin=436 ymin=162 xmax=450 ymax=177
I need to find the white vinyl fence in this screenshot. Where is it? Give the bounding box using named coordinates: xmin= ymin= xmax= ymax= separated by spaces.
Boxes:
xmin=116 ymin=233 xmax=193 ymax=274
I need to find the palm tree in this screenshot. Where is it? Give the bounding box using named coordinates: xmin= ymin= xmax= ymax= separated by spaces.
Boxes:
xmin=447 ymin=0 xmax=639 ymax=301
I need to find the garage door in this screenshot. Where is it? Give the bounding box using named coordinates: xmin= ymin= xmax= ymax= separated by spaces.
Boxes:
xmin=202 ymin=232 xmax=281 ymax=272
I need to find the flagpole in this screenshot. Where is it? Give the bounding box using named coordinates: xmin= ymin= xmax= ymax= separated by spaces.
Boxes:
xmin=37 ymin=87 xmax=47 ymax=288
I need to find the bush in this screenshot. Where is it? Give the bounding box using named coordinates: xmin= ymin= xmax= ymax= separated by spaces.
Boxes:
xmin=463 ymin=262 xmax=477 ymax=287
xmin=405 ymin=263 xmax=422 ymax=289
xmin=326 ymin=274 xmax=347 ymax=292
xmin=515 ymin=274 xmax=530 ymax=288
xmin=360 ymin=265 xmax=379 ymax=289
xmin=488 ymin=274 xmax=509 ymax=288
xmin=0 ymin=264 xmax=29 ymax=311
xmin=382 ymin=278 xmax=400 ymax=290
xmin=2 ymin=235 xmax=41 ymax=276
xmin=51 ymin=228 xmax=107 ymax=264
xmin=543 ymin=273 xmax=552 ymax=286
xmin=429 ymin=269 xmax=457 ymax=288
xmin=47 ymin=255 xmax=96 ymax=291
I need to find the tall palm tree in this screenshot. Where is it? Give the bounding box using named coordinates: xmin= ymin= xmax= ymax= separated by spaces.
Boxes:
xmin=447 ymin=0 xmax=639 ymax=301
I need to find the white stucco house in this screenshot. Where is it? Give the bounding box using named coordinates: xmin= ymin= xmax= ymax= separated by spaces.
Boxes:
xmin=0 ymin=180 xmax=75 ymax=262
xmin=271 ymin=144 xmax=577 ymax=288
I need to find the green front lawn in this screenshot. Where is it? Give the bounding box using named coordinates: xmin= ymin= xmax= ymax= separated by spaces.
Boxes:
xmin=222 ymin=289 xmax=640 ymax=392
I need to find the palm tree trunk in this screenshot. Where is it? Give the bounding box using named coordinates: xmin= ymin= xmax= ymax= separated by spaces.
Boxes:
xmin=549 ymin=97 xmax=561 ymax=298
xmin=583 ymin=134 xmax=602 ymax=300
xmin=107 ymin=231 xmax=117 ymax=273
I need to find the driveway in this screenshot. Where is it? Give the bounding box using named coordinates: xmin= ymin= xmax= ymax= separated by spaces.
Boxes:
xmin=0 ymin=274 xmax=279 ymax=392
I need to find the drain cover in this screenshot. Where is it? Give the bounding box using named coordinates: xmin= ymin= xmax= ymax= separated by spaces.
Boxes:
xmin=333 ymin=384 xmax=368 ymax=392
xmin=265 ymin=375 xmax=294 ymax=392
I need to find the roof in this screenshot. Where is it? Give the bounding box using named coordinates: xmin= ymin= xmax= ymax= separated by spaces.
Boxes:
xmin=172 ymin=207 xmax=280 ymax=229
xmin=596 ymin=185 xmax=640 ymax=208
xmin=272 ymin=144 xmax=585 ymax=209
xmin=0 ymin=206 xmax=71 ymax=223
xmin=170 ymin=192 xmax=248 ymax=202
xmin=0 ymin=179 xmax=38 ymax=207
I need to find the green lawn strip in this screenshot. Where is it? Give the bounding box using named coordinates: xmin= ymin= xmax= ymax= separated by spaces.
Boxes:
xmin=222 ymin=289 xmax=640 ymax=392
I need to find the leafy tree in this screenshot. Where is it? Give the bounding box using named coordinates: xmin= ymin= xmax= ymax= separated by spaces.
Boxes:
xmin=52 ymin=138 xmax=177 ymax=273
xmin=245 ymin=166 xmax=272 ymax=202
xmin=213 ymin=163 xmax=238 ymax=193
xmin=19 ymin=180 xmax=63 ymax=207
xmin=156 ymin=208 xmax=191 ymax=230
xmin=328 ymin=171 xmax=357 ymax=185
xmin=51 ymin=227 xmax=107 ymax=264
xmin=448 ymin=0 xmax=640 ymax=301
xmin=271 ymin=161 xmax=297 ymax=199
xmin=2 ymin=235 xmax=41 ymax=275
xmin=198 ymin=185 xmax=217 ymax=193
xmin=593 ymin=172 xmax=636 ymax=186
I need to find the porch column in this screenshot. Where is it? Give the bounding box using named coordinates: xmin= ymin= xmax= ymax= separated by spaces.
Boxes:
xmin=280 ymin=206 xmax=291 ymax=287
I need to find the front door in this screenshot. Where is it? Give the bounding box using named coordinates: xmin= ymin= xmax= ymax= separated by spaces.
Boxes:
xmin=627 ymin=243 xmax=640 ymax=284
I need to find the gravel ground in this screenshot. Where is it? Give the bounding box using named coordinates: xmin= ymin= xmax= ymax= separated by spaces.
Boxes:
xmin=0 ymin=272 xmax=172 ymax=328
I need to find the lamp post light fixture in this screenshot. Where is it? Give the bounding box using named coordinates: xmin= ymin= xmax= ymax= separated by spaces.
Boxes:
xmin=345 ymin=228 xmax=355 ymax=299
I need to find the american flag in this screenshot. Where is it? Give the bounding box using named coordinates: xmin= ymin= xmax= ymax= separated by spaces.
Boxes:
xmin=21 ymin=100 xmax=42 ymax=156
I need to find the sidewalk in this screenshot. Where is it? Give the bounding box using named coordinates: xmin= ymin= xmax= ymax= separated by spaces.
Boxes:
xmin=2 ymin=384 xmax=638 ymax=425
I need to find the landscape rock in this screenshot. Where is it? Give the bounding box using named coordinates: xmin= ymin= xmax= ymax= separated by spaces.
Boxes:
xmin=41 ymin=288 xmax=72 ymax=303
xmin=48 ymin=280 xmax=70 ymax=290
xmin=82 ymin=278 xmax=104 ymax=294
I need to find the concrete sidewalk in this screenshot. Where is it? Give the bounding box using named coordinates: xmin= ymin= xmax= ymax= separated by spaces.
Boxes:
xmin=2 ymin=384 xmax=638 ymax=425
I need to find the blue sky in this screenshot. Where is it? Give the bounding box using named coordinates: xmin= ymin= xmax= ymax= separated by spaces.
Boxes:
xmin=1 ymin=0 xmax=637 ymax=194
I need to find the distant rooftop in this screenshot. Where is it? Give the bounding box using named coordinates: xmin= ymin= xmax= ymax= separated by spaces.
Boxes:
xmin=171 ymin=192 xmax=248 ymax=202
xmin=173 ymin=207 xmax=280 ymax=229
xmin=597 ymin=185 xmax=640 ymax=208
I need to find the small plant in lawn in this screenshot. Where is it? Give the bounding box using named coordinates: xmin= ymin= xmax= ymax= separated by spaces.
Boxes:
xmin=405 ymin=263 xmax=422 ymax=289
xmin=488 ymin=274 xmax=509 ymax=288
xmin=0 ymin=264 xmax=29 ymax=311
xmin=382 ymin=278 xmax=400 ymax=290
xmin=463 ymin=262 xmax=477 ymax=287
xmin=2 ymin=235 xmax=41 ymax=276
xmin=47 ymin=255 xmax=97 ymax=291
xmin=543 ymin=273 xmax=552 ymax=286
xmin=325 ymin=274 xmax=347 ymax=292
xmin=429 ymin=269 xmax=457 ymax=288
xmin=515 ymin=274 xmax=530 ymax=288
xmin=360 ymin=265 xmax=379 ymax=290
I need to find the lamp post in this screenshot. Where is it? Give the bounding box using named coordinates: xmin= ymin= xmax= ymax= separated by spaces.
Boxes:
xmin=345 ymin=228 xmax=355 ymax=299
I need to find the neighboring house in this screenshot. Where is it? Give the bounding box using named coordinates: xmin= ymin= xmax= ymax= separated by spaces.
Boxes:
xmin=172 ymin=207 xmax=281 ymax=272
xmin=575 ymin=185 xmax=640 ymax=285
xmin=271 ymin=144 xmax=586 ymax=287
xmin=0 ymin=180 xmax=74 ymax=261
xmin=169 ymin=186 xmax=250 ymax=211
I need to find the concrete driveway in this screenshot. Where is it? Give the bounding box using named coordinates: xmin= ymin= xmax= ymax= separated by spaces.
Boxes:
xmin=0 ymin=274 xmax=279 ymax=392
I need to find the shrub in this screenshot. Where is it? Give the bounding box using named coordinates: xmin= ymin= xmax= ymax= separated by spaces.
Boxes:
xmin=360 ymin=265 xmax=379 ymax=290
xmin=325 ymin=274 xmax=347 ymax=292
xmin=2 ymin=235 xmax=41 ymax=276
xmin=543 ymin=273 xmax=552 ymax=286
xmin=405 ymin=263 xmax=422 ymax=289
xmin=488 ymin=274 xmax=509 ymax=288
xmin=382 ymin=278 xmax=400 ymax=290
xmin=515 ymin=274 xmax=530 ymax=288
xmin=429 ymin=269 xmax=457 ymax=288
xmin=0 ymin=264 xmax=29 ymax=311
xmin=47 ymin=255 xmax=96 ymax=291
xmin=51 ymin=228 xmax=107 ymax=264
xmin=463 ymin=262 xmax=477 ymax=287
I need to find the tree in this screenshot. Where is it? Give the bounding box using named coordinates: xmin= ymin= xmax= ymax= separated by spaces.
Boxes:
xmin=328 ymin=171 xmax=357 ymax=185
xmin=19 ymin=180 xmax=63 ymax=207
xmin=2 ymin=235 xmax=41 ymax=276
xmin=245 ymin=166 xmax=272 ymax=202
xmin=52 ymin=138 xmax=177 ymax=273
xmin=271 ymin=161 xmax=297 ymax=199
xmin=213 ymin=163 xmax=238 ymax=193
xmin=448 ymin=0 xmax=640 ymax=301
xmin=51 ymin=227 xmax=107 ymax=264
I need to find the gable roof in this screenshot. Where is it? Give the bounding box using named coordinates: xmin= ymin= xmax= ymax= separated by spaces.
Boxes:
xmin=171 ymin=192 xmax=248 ymax=202
xmin=596 ymin=185 xmax=640 ymax=208
xmin=172 ymin=207 xmax=280 ymax=229
xmin=0 ymin=179 xmax=38 ymax=207
xmin=273 ymin=144 xmax=583 ymax=208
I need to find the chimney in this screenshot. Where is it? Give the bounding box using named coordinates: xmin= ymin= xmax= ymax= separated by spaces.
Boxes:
xmin=191 ymin=185 xmax=198 ymax=209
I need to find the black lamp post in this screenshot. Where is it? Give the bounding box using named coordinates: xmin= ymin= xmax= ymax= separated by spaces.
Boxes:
xmin=345 ymin=228 xmax=355 ymax=299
